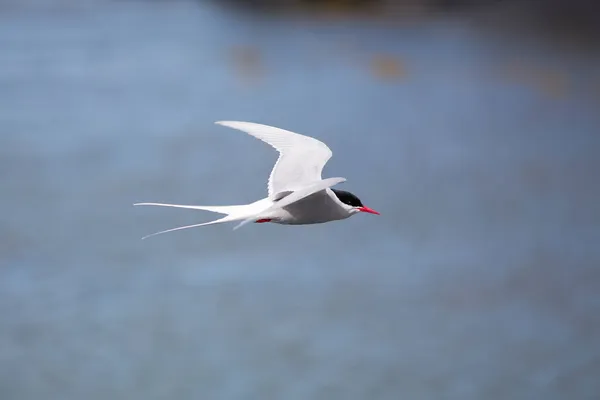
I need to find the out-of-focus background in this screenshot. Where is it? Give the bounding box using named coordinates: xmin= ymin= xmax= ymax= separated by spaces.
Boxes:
xmin=1 ymin=0 xmax=599 ymax=399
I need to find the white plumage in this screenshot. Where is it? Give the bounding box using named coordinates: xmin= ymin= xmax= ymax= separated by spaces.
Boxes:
xmin=134 ymin=121 xmax=378 ymax=239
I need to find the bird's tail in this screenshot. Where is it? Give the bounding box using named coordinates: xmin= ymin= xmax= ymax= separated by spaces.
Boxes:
xmin=133 ymin=202 xmax=259 ymax=239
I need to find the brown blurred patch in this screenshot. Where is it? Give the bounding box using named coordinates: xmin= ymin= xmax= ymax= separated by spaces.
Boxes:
xmin=536 ymin=69 xmax=568 ymax=99
xmin=371 ymin=55 xmax=407 ymax=81
xmin=229 ymin=45 xmax=264 ymax=86
xmin=500 ymin=61 xmax=569 ymax=99
xmin=273 ymin=0 xmax=437 ymax=23
xmin=296 ymin=0 xmax=382 ymax=19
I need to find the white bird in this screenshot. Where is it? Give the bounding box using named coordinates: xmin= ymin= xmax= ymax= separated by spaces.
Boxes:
xmin=134 ymin=121 xmax=379 ymax=239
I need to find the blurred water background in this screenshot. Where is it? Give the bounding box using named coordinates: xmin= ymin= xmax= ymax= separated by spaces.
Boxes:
xmin=1 ymin=0 xmax=599 ymax=399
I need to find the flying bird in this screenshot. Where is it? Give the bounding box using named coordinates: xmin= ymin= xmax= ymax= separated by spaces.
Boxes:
xmin=134 ymin=121 xmax=379 ymax=239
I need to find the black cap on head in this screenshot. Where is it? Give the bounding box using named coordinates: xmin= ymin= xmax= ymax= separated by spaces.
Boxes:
xmin=331 ymin=189 xmax=363 ymax=208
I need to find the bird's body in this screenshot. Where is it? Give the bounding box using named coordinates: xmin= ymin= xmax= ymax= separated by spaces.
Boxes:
xmin=135 ymin=121 xmax=379 ymax=238
xmin=259 ymin=189 xmax=354 ymax=225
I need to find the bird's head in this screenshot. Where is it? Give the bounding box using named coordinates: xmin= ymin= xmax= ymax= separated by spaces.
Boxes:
xmin=331 ymin=189 xmax=380 ymax=217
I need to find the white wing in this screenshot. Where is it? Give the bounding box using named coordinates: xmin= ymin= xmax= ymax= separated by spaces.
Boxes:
xmin=267 ymin=177 xmax=346 ymax=209
xmin=215 ymin=121 xmax=333 ymax=199
xmin=232 ymin=177 xmax=347 ymax=230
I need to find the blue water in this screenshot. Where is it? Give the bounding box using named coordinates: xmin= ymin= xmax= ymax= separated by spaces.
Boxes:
xmin=1 ymin=1 xmax=599 ymax=399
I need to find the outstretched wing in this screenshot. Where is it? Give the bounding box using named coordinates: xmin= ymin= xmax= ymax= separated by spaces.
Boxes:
xmin=215 ymin=121 xmax=333 ymax=200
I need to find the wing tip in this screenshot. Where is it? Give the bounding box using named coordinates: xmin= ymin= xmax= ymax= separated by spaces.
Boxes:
xmin=215 ymin=120 xmax=264 ymax=129
xmin=215 ymin=120 xmax=239 ymax=127
xmin=133 ymin=202 xmax=160 ymax=207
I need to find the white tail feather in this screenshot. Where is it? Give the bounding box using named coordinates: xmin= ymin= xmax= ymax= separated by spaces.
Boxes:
xmin=134 ymin=202 xmax=259 ymax=238
xmin=233 ymin=217 xmax=256 ymax=231
xmin=133 ymin=202 xmax=247 ymax=215
xmin=139 ymin=215 xmax=239 ymax=240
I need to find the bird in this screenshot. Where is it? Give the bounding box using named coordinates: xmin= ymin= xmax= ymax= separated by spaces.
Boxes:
xmin=134 ymin=121 xmax=379 ymax=239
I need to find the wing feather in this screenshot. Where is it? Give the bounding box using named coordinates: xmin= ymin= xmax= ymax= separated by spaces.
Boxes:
xmin=215 ymin=121 xmax=333 ymax=199
xmin=232 ymin=177 xmax=346 ymax=230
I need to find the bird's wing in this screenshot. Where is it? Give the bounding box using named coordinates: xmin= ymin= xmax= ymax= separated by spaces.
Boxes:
xmin=232 ymin=177 xmax=346 ymax=230
xmin=269 ymin=177 xmax=346 ymax=209
xmin=215 ymin=121 xmax=333 ymax=200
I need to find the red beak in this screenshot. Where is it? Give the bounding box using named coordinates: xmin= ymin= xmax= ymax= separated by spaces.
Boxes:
xmin=358 ymin=206 xmax=380 ymax=215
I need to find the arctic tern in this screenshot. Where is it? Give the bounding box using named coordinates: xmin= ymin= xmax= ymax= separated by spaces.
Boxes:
xmin=135 ymin=121 xmax=379 ymax=239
